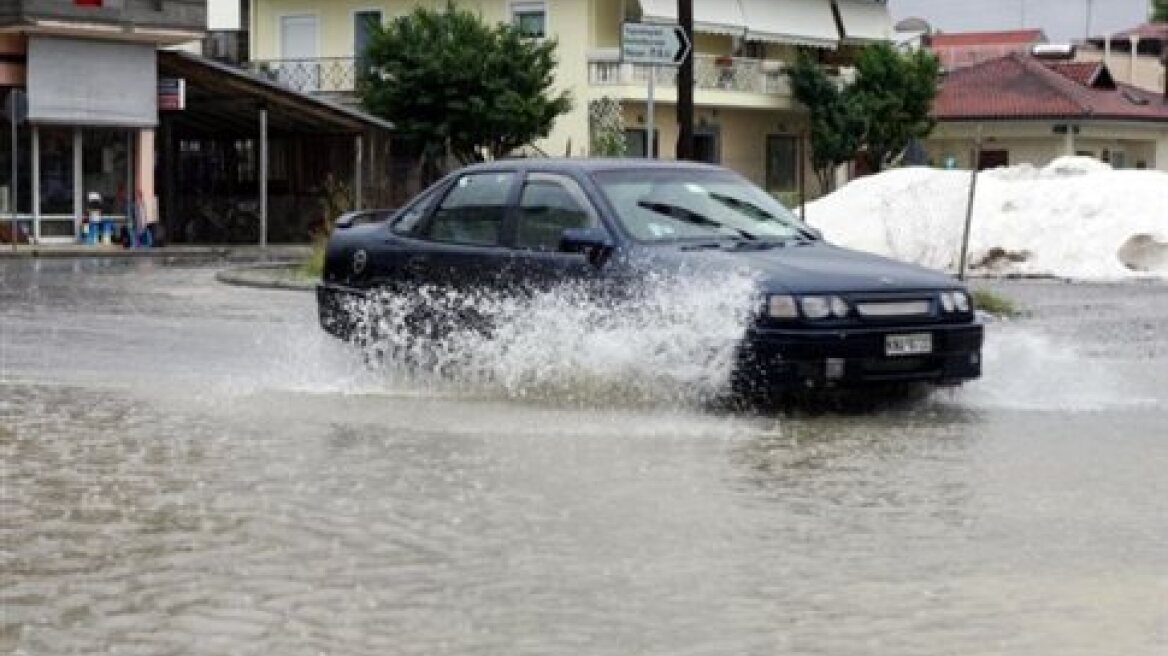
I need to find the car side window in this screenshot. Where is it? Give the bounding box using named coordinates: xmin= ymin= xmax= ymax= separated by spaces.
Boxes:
xmin=425 ymin=172 xmax=515 ymax=246
xmin=391 ymin=187 xmax=440 ymax=235
xmin=516 ymin=175 xmax=598 ymax=251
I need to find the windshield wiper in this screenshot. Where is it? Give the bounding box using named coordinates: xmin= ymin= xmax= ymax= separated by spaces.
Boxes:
xmin=637 ymin=200 xmax=758 ymax=240
xmin=706 ymin=192 xmax=816 ymax=242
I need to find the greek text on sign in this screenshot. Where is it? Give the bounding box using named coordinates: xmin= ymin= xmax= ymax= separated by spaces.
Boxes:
xmin=621 ymin=22 xmax=691 ymax=66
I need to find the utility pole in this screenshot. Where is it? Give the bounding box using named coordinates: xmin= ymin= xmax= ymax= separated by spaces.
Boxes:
xmin=676 ymin=0 xmax=694 ymax=160
xmin=1085 ymin=0 xmax=1094 ymax=40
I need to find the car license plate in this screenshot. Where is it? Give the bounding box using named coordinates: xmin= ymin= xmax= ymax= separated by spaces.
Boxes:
xmin=885 ymin=332 xmax=933 ymax=356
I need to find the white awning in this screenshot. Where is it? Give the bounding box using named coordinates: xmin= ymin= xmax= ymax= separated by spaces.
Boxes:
xmin=740 ymin=0 xmax=840 ymax=49
xmin=835 ymin=0 xmax=893 ymax=44
xmin=637 ymin=0 xmax=747 ymax=38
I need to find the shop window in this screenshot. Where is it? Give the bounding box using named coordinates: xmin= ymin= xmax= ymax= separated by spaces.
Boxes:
xmin=38 ymin=127 xmax=75 ymax=217
xmin=512 ymin=2 xmax=546 ymax=38
xmin=81 ymin=128 xmax=129 ymax=217
xmin=766 ymin=134 xmax=798 ymax=191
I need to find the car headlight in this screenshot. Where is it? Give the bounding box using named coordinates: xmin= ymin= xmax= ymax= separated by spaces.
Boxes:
xmin=940 ymin=291 xmax=972 ymax=313
xmin=767 ymin=295 xmax=798 ymax=319
xmin=800 ymin=296 xmax=832 ymax=319
xmin=953 ymin=291 xmax=971 ymax=313
xmin=829 ymin=296 xmax=851 ymax=318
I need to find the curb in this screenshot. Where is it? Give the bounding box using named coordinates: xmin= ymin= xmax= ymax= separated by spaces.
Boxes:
xmin=215 ymin=263 xmax=317 ymax=292
xmin=0 ymin=245 xmax=312 ymax=261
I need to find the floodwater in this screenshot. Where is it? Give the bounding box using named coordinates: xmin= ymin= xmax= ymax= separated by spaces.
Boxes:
xmin=1 ymin=259 xmax=1166 ymax=656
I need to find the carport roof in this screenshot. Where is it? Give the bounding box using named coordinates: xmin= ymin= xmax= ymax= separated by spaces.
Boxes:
xmin=157 ymin=50 xmax=394 ymax=136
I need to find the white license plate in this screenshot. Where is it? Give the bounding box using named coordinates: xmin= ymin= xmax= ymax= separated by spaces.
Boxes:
xmin=885 ymin=333 xmax=933 ymax=356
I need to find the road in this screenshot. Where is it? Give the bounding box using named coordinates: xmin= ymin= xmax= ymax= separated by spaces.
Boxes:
xmin=2 ymin=259 xmax=1166 ymax=656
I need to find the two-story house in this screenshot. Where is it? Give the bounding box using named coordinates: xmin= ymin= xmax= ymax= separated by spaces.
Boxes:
xmin=1 ymin=0 xmax=206 ymax=243
xmin=246 ymin=0 xmax=893 ymax=198
xmin=1078 ymin=22 xmax=1168 ymax=96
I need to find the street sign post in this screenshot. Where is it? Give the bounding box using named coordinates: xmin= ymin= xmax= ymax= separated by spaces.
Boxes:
xmin=621 ymin=23 xmax=691 ymax=159
xmin=621 ymin=22 xmax=691 ymax=66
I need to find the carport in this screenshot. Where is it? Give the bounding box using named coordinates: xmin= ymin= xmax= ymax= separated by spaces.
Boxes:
xmin=156 ymin=51 xmax=395 ymax=244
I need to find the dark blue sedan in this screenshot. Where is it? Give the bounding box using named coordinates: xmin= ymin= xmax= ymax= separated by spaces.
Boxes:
xmin=317 ymin=159 xmax=983 ymax=398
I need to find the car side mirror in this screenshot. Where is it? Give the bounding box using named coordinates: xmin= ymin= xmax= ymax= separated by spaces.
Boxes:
xmin=801 ymin=224 xmax=824 ymax=240
xmin=560 ymin=227 xmax=615 ymax=266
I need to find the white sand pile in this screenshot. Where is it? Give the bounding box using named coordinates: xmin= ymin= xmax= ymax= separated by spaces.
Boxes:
xmin=804 ymin=157 xmax=1168 ymax=279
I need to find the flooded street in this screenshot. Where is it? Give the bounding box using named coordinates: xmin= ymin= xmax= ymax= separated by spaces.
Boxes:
xmin=2 ymin=259 xmax=1166 ymax=656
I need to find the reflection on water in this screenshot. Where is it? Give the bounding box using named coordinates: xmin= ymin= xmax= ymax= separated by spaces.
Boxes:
xmin=3 ymin=382 xmax=1165 ymax=656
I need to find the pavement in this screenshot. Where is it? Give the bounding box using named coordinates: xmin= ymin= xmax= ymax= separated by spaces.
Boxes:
xmin=0 ymin=243 xmax=311 ymax=262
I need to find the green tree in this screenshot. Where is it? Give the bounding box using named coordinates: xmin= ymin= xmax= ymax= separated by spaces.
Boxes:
xmin=848 ymin=44 xmax=941 ymax=172
xmin=1153 ymin=0 xmax=1168 ymax=21
xmin=788 ymin=52 xmax=862 ymax=193
xmin=360 ymin=4 xmax=572 ymax=174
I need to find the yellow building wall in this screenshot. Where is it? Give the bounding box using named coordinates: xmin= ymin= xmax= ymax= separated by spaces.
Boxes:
xmin=251 ymin=0 xmax=824 ymax=181
xmin=253 ymin=0 xmax=593 ymax=156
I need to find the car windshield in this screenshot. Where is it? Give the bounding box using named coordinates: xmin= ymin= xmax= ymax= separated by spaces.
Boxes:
xmin=592 ymin=168 xmax=808 ymax=243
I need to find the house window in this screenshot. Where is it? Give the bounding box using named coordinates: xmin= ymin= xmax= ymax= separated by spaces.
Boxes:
xmin=512 ymin=1 xmax=546 ymax=38
xmin=766 ymin=135 xmax=798 ymax=191
xmin=977 ymin=149 xmax=1009 ymax=170
xmin=354 ymin=10 xmax=382 ymax=77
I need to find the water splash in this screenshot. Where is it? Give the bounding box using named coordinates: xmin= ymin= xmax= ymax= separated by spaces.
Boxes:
xmin=956 ymin=328 xmax=1158 ymax=412
xmin=340 ymin=270 xmax=762 ymax=408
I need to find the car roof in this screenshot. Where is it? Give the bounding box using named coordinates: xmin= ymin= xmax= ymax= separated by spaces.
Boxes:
xmin=457 ymin=158 xmax=730 ymax=175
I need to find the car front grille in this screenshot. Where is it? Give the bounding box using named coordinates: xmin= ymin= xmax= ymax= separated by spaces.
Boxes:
xmin=854 ymin=299 xmax=932 ymax=318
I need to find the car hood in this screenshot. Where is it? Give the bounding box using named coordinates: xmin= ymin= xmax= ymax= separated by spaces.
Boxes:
xmin=631 ymin=242 xmax=958 ymax=294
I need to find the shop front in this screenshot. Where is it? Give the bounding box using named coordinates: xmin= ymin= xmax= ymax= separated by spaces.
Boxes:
xmin=2 ymin=35 xmax=157 ymax=245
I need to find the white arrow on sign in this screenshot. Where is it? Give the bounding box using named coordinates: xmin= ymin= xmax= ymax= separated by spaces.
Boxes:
xmin=621 ymin=22 xmax=691 ymax=67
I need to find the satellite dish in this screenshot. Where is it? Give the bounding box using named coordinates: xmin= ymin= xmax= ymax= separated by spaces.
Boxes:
xmin=895 ymin=17 xmax=933 ymax=34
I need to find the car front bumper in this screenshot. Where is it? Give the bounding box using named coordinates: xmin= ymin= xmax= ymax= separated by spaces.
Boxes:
xmin=738 ymin=322 xmax=984 ymax=390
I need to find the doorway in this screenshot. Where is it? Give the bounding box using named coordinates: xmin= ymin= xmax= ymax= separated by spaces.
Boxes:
xmin=279 ymin=14 xmax=320 ymax=91
xmin=693 ymin=129 xmax=720 ymax=164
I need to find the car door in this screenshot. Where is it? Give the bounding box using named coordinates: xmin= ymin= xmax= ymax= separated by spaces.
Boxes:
xmin=395 ymin=170 xmax=519 ymax=290
xmin=510 ymin=172 xmax=612 ymax=288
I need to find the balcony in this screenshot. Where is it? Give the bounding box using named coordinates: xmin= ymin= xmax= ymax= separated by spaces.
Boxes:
xmin=589 ymin=53 xmax=794 ymax=100
xmin=248 ymin=58 xmax=359 ymax=95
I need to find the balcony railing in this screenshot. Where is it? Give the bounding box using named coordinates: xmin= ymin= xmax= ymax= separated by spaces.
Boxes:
xmin=589 ymin=53 xmax=792 ymax=96
xmin=248 ymin=58 xmax=359 ymax=94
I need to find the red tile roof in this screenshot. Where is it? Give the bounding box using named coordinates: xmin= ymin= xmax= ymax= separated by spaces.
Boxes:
xmin=1043 ymin=61 xmax=1110 ymax=87
xmin=929 ymin=29 xmax=1046 ymax=48
xmin=1108 ymin=22 xmax=1168 ymax=42
xmin=932 ymin=53 xmax=1168 ymax=122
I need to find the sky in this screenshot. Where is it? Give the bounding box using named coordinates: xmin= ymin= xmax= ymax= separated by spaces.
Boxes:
xmin=888 ymin=0 xmax=1152 ymax=41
